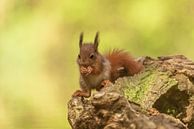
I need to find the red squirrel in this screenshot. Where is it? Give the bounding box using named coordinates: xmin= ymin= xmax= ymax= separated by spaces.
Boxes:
xmin=73 ymin=32 xmax=143 ymax=98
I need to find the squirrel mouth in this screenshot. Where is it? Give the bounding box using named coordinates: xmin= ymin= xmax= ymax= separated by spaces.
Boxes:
xmin=79 ymin=62 xmax=95 ymax=67
xmin=80 ymin=64 xmax=91 ymax=67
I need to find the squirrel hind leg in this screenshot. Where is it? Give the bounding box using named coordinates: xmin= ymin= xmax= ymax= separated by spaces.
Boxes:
xmin=110 ymin=62 xmax=142 ymax=82
xmin=116 ymin=66 xmax=128 ymax=77
xmin=124 ymin=60 xmax=144 ymax=76
xmin=109 ymin=66 xmax=128 ymax=82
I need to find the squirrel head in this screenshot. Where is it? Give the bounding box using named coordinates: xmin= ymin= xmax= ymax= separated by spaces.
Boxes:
xmin=77 ymin=32 xmax=100 ymax=67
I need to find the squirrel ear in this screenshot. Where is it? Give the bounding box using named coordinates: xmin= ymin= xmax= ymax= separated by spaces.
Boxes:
xmin=79 ymin=32 xmax=84 ymax=48
xmin=94 ymin=31 xmax=99 ymax=51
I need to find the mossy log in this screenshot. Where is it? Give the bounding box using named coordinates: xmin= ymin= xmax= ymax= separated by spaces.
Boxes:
xmin=68 ymin=55 xmax=194 ymax=129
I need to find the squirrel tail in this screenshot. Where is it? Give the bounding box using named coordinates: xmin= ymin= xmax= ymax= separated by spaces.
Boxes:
xmin=105 ymin=49 xmax=143 ymax=82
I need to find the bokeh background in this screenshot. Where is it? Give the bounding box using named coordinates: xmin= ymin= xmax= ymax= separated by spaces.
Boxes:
xmin=0 ymin=0 xmax=194 ymax=129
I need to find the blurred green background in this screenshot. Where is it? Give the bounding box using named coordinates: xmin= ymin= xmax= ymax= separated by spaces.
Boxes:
xmin=0 ymin=0 xmax=194 ymax=129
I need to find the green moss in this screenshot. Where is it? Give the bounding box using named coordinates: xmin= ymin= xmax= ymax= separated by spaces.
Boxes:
xmin=166 ymin=107 xmax=177 ymax=116
xmin=120 ymin=69 xmax=177 ymax=105
xmin=123 ymin=71 xmax=156 ymax=103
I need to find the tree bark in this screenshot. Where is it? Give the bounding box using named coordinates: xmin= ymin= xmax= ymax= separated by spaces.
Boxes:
xmin=68 ymin=55 xmax=194 ymax=129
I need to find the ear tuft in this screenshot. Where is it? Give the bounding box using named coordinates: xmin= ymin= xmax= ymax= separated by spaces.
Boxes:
xmin=94 ymin=31 xmax=99 ymax=51
xmin=79 ymin=32 xmax=84 ymax=48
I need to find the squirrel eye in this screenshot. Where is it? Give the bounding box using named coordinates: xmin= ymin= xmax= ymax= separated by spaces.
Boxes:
xmin=89 ymin=54 xmax=94 ymax=59
xmin=78 ymin=54 xmax=81 ymax=59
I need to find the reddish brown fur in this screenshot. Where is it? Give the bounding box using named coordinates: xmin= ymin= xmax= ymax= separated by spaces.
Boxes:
xmin=105 ymin=49 xmax=143 ymax=82
xmin=73 ymin=32 xmax=144 ymax=98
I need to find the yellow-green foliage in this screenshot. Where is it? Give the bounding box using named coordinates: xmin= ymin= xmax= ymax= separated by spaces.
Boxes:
xmin=0 ymin=0 xmax=194 ymax=129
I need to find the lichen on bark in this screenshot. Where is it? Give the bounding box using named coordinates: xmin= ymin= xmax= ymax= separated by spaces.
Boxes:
xmin=120 ymin=70 xmax=178 ymax=107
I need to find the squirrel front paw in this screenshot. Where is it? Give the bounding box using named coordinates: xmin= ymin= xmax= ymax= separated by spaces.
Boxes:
xmin=72 ymin=90 xmax=91 ymax=98
xmin=80 ymin=66 xmax=93 ymax=76
xmin=101 ymin=80 xmax=112 ymax=87
xmin=147 ymin=108 xmax=160 ymax=116
xmin=96 ymin=80 xmax=112 ymax=91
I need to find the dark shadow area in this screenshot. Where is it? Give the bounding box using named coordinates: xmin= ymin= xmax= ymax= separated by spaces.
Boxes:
xmin=188 ymin=121 xmax=194 ymax=129
xmin=189 ymin=77 xmax=194 ymax=85
xmin=153 ymin=86 xmax=190 ymax=120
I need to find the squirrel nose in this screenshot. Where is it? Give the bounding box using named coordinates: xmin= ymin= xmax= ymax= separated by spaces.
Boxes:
xmin=82 ymin=58 xmax=85 ymax=62
xmin=81 ymin=59 xmax=86 ymax=63
xmin=80 ymin=59 xmax=89 ymax=66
